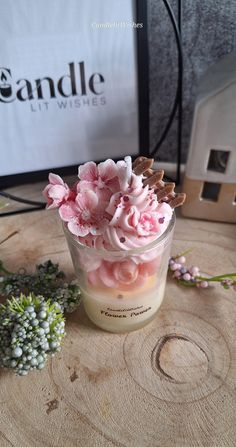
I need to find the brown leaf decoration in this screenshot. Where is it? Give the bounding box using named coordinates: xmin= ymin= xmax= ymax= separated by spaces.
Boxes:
xmin=132 ymin=156 xmax=186 ymax=208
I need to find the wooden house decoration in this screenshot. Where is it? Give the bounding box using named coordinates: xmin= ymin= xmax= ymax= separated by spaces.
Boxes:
xmin=182 ymin=52 xmax=236 ymax=223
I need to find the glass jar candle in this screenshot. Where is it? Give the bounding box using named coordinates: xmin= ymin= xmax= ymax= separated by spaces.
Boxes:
xmin=63 ymin=214 xmax=175 ymax=332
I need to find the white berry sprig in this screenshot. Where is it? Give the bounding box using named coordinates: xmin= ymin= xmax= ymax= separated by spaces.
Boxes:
xmin=169 ymin=250 xmax=236 ymax=291
xmin=0 ymin=293 xmax=65 ymax=376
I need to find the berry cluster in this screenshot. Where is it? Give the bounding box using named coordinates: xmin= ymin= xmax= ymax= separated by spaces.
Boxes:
xmin=0 ymin=293 xmax=65 ymax=376
xmin=169 ymin=251 xmax=236 ymax=291
xmin=169 ymin=255 xmax=209 ymax=288
xmin=0 ymin=260 xmax=81 ymax=313
xmin=220 ymin=278 xmax=236 ymax=291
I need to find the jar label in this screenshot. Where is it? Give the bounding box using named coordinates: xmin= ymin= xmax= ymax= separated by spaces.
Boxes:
xmin=100 ymin=305 xmax=152 ymax=319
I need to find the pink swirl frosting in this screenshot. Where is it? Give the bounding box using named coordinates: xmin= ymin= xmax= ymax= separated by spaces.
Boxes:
xmin=77 ymin=173 xmax=173 ymax=271
xmin=101 ymin=174 xmax=173 ymax=251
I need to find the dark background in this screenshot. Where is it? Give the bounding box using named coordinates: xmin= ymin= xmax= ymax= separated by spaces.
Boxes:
xmin=148 ymin=0 xmax=236 ymax=162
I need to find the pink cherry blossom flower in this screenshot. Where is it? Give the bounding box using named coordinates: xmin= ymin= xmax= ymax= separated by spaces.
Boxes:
xmin=43 ymin=173 xmax=72 ymax=209
xmin=59 ymin=190 xmax=109 ymax=237
xmin=78 ymin=159 xmax=119 ymax=201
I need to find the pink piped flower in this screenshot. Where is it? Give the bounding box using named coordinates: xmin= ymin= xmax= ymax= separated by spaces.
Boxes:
xmin=135 ymin=201 xmax=173 ymax=237
xmin=136 ymin=212 xmax=160 ymax=236
xmin=59 ymin=190 xmax=109 ymax=237
xmin=78 ymin=159 xmax=119 ymax=201
xmin=43 ymin=173 xmax=72 ymax=209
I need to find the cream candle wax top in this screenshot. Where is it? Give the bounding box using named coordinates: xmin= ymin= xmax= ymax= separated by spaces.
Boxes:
xmin=82 ymin=274 xmax=167 ymax=332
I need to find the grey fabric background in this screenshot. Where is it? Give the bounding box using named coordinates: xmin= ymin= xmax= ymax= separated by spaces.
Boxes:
xmin=148 ymin=0 xmax=236 ymax=162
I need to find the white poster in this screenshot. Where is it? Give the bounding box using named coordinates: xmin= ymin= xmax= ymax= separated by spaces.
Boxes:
xmin=0 ymin=0 xmax=139 ymax=176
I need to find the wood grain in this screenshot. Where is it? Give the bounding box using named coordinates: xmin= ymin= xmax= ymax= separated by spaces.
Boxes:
xmin=0 ymin=187 xmax=236 ymax=447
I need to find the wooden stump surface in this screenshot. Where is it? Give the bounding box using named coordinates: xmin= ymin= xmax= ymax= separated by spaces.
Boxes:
xmin=0 ymin=183 xmax=236 ymax=447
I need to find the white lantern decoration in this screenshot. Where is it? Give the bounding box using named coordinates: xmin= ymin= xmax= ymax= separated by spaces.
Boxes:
xmin=182 ymin=52 xmax=236 ymax=223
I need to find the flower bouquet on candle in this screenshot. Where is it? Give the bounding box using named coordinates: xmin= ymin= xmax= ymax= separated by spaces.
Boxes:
xmin=43 ymin=156 xmax=186 ymax=332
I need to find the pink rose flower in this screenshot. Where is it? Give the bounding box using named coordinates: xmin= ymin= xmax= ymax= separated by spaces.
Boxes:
xmin=59 ymin=190 xmax=109 ymax=237
xmin=87 ymin=257 xmax=160 ymax=290
xmin=113 ymin=259 xmax=139 ymax=284
xmin=102 ymin=185 xmax=173 ymax=251
xmin=136 ymin=212 xmax=160 ymax=236
xmin=43 ymin=173 xmax=72 ymax=209
xmin=135 ymin=202 xmax=173 ymax=237
xmin=78 ymin=159 xmax=119 ymax=201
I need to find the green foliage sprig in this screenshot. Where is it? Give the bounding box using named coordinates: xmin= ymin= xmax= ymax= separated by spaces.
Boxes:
xmin=0 ymin=260 xmax=81 ymax=313
xmin=0 ymin=260 xmax=82 ymax=376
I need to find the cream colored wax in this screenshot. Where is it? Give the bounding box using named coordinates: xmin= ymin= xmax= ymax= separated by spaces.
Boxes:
xmin=82 ymin=275 xmax=166 ymax=332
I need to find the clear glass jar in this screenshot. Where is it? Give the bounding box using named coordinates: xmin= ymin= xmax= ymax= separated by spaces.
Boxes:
xmin=63 ymin=214 xmax=175 ymax=333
